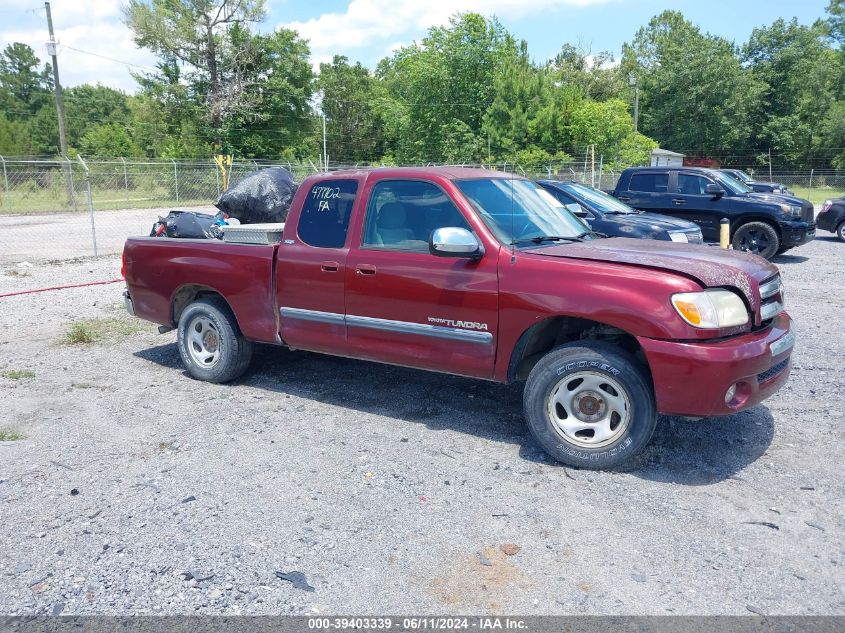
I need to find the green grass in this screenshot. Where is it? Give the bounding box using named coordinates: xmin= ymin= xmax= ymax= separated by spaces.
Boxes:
xmin=787 ymin=186 xmax=845 ymax=206
xmin=66 ymin=318 xmax=148 ymax=344
xmin=0 ymin=429 xmax=25 ymax=441
xmin=1 ymin=369 xmax=35 ymax=380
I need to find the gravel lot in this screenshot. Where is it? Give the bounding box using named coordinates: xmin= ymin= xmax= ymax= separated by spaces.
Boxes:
xmin=0 ymin=237 xmax=843 ymax=616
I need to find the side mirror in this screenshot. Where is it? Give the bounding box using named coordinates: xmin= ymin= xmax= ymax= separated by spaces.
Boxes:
xmin=429 ymin=227 xmax=483 ymax=259
xmin=705 ymin=183 xmax=725 ymax=197
xmin=565 ymin=203 xmax=589 ymax=218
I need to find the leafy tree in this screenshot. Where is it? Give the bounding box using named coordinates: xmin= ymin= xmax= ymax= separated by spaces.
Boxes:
xmin=0 ymin=43 xmax=52 ymax=120
xmin=318 ymin=55 xmax=394 ymax=163
xmin=379 ymin=13 xmax=518 ymax=162
xmin=0 ymin=114 xmax=33 ymax=154
xmin=551 ymin=44 xmax=626 ymax=102
xmin=79 ymin=123 xmax=142 ymax=157
xmin=744 ymin=18 xmax=840 ymax=164
xmin=124 ymin=0 xmax=268 ymax=148
xmin=624 ymin=11 xmax=764 ymax=154
xmin=221 ymin=27 xmax=315 ymax=158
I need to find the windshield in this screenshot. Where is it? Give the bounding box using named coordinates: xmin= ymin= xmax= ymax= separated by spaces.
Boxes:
xmin=559 ymin=182 xmax=636 ymax=214
xmin=456 ymin=178 xmax=590 ymax=245
xmin=731 ymin=170 xmax=753 ymax=183
xmin=715 ymin=172 xmax=752 ymax=194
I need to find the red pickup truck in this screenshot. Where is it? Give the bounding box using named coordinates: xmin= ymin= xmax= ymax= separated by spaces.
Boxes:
xmin=123 ymin=167 xmax=794 ymax=469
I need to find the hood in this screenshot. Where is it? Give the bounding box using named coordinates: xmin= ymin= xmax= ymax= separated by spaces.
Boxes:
xmin=525 ymin=237 xmax=778 ymax=307
xmin=744 ymin=191 xmax=807 ymax=206
xmin=626 ymin=211 xmax=700 ymax=231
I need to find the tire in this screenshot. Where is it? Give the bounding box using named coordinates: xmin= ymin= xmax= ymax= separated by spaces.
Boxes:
xmin=837 ymin=221 xmax=845 ymax=243
xmin=731 ymin=221 xmax=780 ymax=260
xmin=177 ymin=297 xmax=253 ymax=383
xmin=523 ymin=341 xmax=657 ymax=470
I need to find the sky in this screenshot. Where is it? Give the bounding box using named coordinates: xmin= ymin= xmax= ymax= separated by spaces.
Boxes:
xmin=0 ymin=0 xmax=833 ymax=93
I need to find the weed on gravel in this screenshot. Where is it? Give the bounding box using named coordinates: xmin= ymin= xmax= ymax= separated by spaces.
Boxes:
xmin=1 ymin=369 xmax=35 ymax=380
xmin=65 ymin=318 xmax=148 ymax=344
xmin=0 ymin=429 xmax=25 ymax=441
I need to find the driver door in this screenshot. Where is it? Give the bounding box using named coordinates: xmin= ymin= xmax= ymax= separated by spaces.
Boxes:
xmin=344 ymin=178 xmax=499 ymax=379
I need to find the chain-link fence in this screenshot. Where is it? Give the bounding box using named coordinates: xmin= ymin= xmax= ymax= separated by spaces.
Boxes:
xmin=1 ymin=156 xmax=843 ymax=280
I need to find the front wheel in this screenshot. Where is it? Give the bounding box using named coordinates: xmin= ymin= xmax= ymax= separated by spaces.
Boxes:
xmin=523 ymin=341 xmax=657 ymax=469
xmin=731 ymin=221 xmax=780 ymax=260
xmin=177 ymin=297 xmax=253 ymax=383
xmin=837 ymin=221 xmax=845 ymax=243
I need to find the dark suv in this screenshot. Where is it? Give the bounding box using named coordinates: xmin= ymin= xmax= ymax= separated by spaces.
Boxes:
xmin=612 ymin=167 xmax=815 ymax=259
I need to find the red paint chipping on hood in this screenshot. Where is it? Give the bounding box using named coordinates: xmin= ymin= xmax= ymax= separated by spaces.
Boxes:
xmin=526 ymin=238 xmax=778 ymax=306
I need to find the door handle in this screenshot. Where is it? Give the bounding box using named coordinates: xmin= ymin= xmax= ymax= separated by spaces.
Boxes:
xmin=321 ymin=261 xmax=339 ymax=272
xmin=617 ymin=196 xmax=631 ymax=202
xmin=672 ymin=198 xmax=686 ymax=204
xmin=356 ymin=264 xmax=377 ymax=276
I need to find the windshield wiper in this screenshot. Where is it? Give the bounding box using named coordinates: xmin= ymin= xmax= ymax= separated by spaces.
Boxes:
xmin=511 ymin=232 xmax=591 ymax=246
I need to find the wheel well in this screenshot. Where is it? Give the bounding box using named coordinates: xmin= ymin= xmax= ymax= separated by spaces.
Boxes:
xmin=171 ymin=285 xmax=233 ymax=326
xmin=731 ymin=216 xmax=781 ymax=239
xmin=507 ymin=316 xmax=651 ymax=383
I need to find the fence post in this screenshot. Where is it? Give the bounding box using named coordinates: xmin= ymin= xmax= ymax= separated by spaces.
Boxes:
xmin=0 ymin=155 xmax=7 ymax=209
xmin=809 ymin=168 xmax=814 ymax=191
xmin=597 ymin=155 xmax=604 ymax=189
xmin=121 ymin=157 xmax=129 ymax=204
xmin=215 ymin=166 xmax=220 ymax=198
xmin=172 ymin=159 xmax=179 ymax=203
xmin=65 ymin=155 xmax=77 ymax=212
xmin=77 ymin=155 xmax=98 ymax=257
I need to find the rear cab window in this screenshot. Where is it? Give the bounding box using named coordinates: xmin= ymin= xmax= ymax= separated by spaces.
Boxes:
xmin=297 ymin=179 xmax=359 ymax=248
xmin=628 ymin=172 xmax=669 ymax=193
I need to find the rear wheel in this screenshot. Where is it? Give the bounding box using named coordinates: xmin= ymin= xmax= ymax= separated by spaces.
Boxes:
xmin=837 ymin=221 xmax=845 ymax=243
xmin=523 ymin=341 xmax=657 ymax=470
xmin=177 ymin=297 xmax=253 ymax=383
xmin=732 ymin=221 xmax=780 ymax=260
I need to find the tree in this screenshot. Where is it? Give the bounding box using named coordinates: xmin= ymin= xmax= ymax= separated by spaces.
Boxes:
xmin=124 ymin=0 xmax=267 ymax=148
xmin=221 ymin=27 xmax=315 ymax=158
xmin=0 ymin=43 xmax=52 ymax=120
xmin=551 ymin=44 xmax=626 ymax=102
xmin=79 ymin=123 xmax=142 ymax=157
xmin=623 ymin=11 xmax=764 ymax=154
xmin=318 ymin=56 xmax=393 ymax=163
xmin=379 ymin=13 xmax=518 ymax=162
xmin=743 ymin=18 xmax=840 ymax=164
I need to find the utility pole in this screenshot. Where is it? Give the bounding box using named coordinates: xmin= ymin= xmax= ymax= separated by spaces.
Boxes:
xmin=629 ymin=73 xmax=639 ymax=134
xmin=45 ymin=2 xmax=73 ymax=206
xmin=322 ymin=114 xmax=328 ymax=172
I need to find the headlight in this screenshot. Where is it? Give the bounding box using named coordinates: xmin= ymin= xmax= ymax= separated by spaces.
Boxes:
xmin=668 ymin=231 xmax=688 ymax=243
xmin=671 ymin=289 xmax=749 ymax=328
xmin=785 ymin=205 xmax=801 ymax=217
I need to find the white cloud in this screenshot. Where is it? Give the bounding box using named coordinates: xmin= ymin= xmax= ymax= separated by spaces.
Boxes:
xmin=0 ymin=0 xmax=154 ymax=92
xmin=280 ymin=0 xmax=611 ymax=64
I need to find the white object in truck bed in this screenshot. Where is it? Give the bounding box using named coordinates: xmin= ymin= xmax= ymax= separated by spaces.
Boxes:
xmin=221 ymin=223 xmax=285 ymax=245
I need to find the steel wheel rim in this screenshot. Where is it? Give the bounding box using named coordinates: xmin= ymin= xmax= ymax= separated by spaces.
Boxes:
xmin=187 ymin=315 xmax=221 ymax=368
xmin=546 ymin=371 xmax=631 ymax=448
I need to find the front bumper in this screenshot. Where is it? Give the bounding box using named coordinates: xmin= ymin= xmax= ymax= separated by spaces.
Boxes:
xmin=639 ymin=313 xmax=793 ymax=417
xmin=780 ymin=221 xmax=815 ymax=247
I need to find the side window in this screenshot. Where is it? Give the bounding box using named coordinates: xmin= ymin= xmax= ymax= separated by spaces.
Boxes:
xmin=297 ymin=179 xmax=358 ymax=248
xmin=549 ymin=189 xmax=591 ymax=218
xmin=629 ymin=173 xmax=669 ymax=193
xmin=677 ymin=173 xmax=711 ymax=195
xmin=362 ymin=180 xmax=471 ymax=252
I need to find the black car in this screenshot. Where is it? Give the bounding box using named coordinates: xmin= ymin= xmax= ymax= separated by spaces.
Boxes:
xmin=720 ymin=169 xmax=790 ymax=195
xmin=817 ymin=197 xmax=845 ymax=242
xmin=537 ymin=180 xmax=704 ymax=244
xmin=611 ymin=166 xmax=815 ymax=260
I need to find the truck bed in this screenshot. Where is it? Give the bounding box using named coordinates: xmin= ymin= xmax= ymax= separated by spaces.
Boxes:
xmin=123 ymin=237 xmax=281 ymax=344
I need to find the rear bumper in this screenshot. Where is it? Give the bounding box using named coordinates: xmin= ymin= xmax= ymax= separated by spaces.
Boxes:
xmin=639 ymin=313 xmax=793 ymax=417
xmin=780 ymin=221 xmax=815 ymax=247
